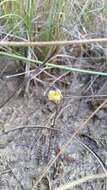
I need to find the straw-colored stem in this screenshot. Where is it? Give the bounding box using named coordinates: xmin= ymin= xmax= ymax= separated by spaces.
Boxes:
xmin=0 ymin=38 xmax=107 ymax=47
xmin=55 ymin=173 xmax=106 ymax=190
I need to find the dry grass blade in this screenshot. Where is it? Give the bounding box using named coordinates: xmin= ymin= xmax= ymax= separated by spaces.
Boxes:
xmin=76 ymin=138 xmax=107 ymax=176
xmin=0 ymin=38 xmax=107 ymax=47
xmin=55 ymin=173 xmax=106 ymax=190
xmin=32 ymin=99 xmax=107 ymax=190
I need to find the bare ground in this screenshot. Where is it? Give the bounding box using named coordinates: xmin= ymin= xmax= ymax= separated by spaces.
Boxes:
xmin=0 ymin=56 xmax=107 ymax=190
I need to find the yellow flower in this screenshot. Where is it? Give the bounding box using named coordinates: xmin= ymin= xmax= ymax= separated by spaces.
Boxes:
xmin=48 ymin=89 xmax=62 ymax=104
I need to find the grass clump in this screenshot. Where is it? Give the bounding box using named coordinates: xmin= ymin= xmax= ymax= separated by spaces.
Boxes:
xmin=0 ymin=0 xmax=66 ymax=61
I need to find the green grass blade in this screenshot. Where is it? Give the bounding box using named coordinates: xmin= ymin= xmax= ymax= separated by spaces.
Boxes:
xmin=0 ymin=0 xmax=17 ymax=6
xmin=47 ymin=63 xmax=107 ymax=76
xmin=0 ymin=51 xmax=43 ymax=65
xmin=1 ymin=51 xmax=107 ymax=77
xmin=0 ymin=13 xmax=24 ymax=23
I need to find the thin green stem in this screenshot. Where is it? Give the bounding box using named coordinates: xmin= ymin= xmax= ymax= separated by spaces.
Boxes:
xmin=47 ymin=63 xmax=107 ymax=76
xmin=1 ymin=51 xmax=107 ymax=77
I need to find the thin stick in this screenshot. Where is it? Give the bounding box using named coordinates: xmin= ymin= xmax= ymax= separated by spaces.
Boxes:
xmin=55 ymin=173 xmax=106 ymax=190
xmin=32 ymin=99 xmax=107 ymax=190
xmin=0 ymin=38 xmax=107 ymax=47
